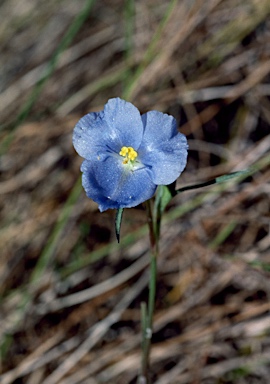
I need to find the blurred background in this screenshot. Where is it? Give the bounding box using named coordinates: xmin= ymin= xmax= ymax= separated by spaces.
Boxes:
xmin=0 ymin=0 xmax=270 ymax=383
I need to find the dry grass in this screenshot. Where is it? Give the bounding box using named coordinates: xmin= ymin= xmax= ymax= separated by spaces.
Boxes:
xmin=0 ymin=0 xmax=270 ymax=383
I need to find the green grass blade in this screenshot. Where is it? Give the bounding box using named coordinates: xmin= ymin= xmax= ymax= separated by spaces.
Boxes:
xmin=30 ymin=177 xmax=82 ymax=283
xmin=123 ymin=0 xmax=178 ymax=101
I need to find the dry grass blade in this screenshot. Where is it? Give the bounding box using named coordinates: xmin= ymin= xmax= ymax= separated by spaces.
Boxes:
xmin=42 ymin=272 xmax=149 ymax=384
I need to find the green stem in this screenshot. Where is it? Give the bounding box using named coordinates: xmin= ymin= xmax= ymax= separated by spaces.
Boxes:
xmin=139 ymin=200 xmax=159 ymax=383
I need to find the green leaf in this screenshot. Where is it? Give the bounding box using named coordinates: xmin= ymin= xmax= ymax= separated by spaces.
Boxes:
xmin=154 ymin=182 xmax=176 ymax=217
xmin=176 ymin=169 xmax=251 ymax=194
xmin=115 ymin=208 xmax=124 ymax=243
xmin=152 ymin=182 xmax=176 ymax=238
xmin=215 ymin=169 xmax=251 ymax=183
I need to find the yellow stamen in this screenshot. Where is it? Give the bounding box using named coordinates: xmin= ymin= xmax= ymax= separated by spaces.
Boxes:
xmin=119 ymin=146 xmax=138 ymax=163
xmin=119 ymin=146 xmax=129 ymax=157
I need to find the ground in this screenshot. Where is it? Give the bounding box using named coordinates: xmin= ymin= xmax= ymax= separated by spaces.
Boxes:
xmin=0 ymin=1 xmax=270 ymax=383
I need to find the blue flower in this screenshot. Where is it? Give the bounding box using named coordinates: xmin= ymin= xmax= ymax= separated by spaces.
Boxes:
xmin=73 ymin=98 xmax=188 ymax=212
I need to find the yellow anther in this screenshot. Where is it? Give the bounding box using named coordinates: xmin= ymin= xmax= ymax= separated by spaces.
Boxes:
xmin=127 ymin=147 xmax=137 ymax=161
xmin=119 ymin=146 xmax=138 ymax=163
xmin=119 ymin=146 xmax=129 ymax=157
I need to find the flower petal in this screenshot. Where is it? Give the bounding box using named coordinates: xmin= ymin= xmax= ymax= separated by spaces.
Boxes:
xmin=141 ymin=111 xmax=178 ymax=145
xmin=73 ymin=111 xmax=114 ymax=161
xmin=103 ymin=98 xmax=144 ymax=149
xmin=81 ymin=160 xmax=112 ymax=208
xmin=139 ymin=111 xmax=188 ymax=185
xmin=81 ymin=157 xmax=156 ymax=211
xmin=73 ymin=98 xmax=144 ymax=161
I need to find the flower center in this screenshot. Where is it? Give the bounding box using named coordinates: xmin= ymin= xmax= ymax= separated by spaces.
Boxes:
xmin=119 ymin=146 xmax=138 ymax=164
